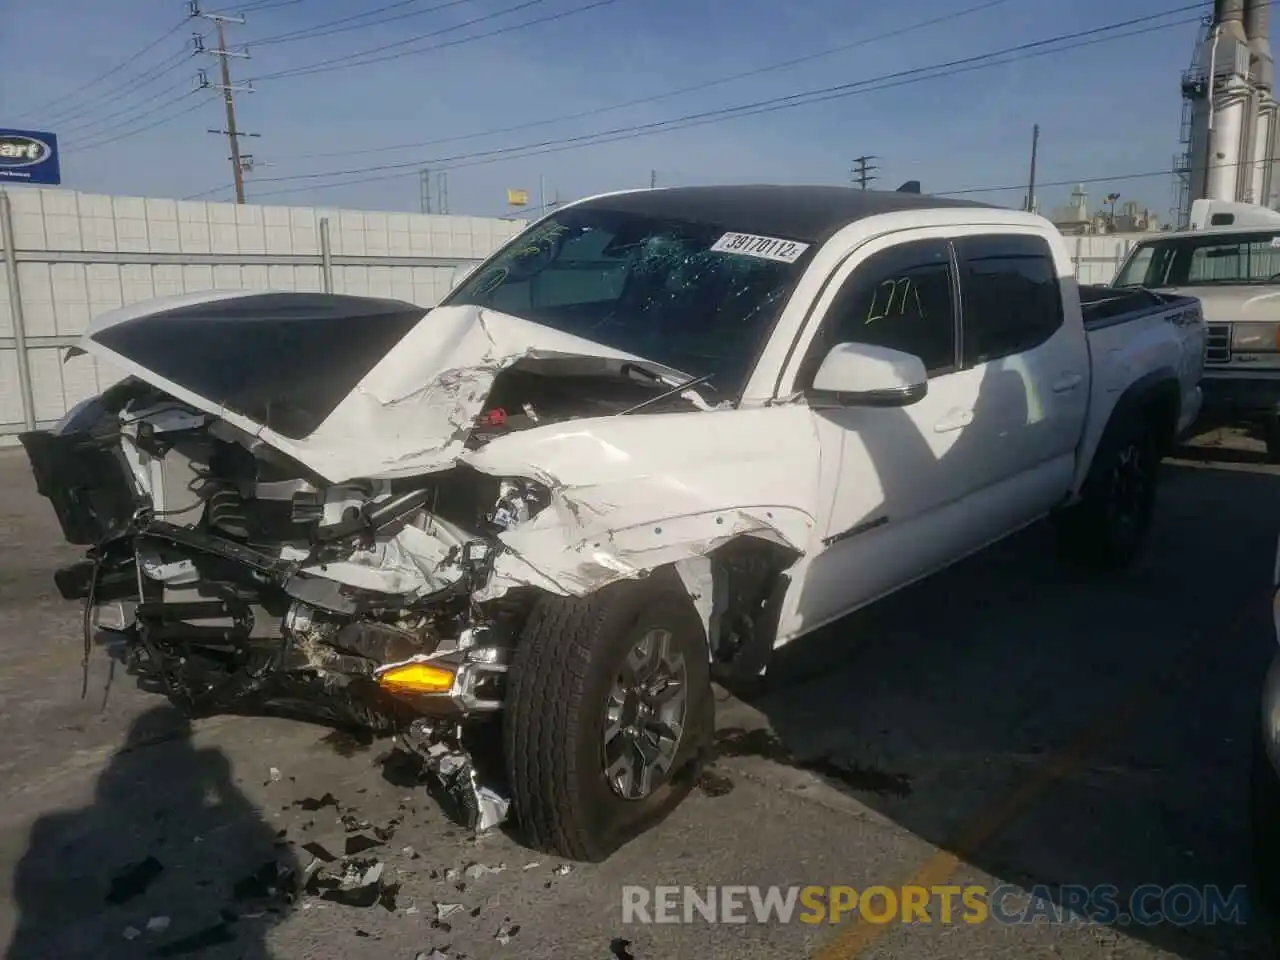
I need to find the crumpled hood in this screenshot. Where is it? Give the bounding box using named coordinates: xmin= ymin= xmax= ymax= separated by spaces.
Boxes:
xmin=72 ymin=290 xmax=693 ymax=482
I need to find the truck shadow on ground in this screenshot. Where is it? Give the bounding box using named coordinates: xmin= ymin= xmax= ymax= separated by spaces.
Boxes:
xmin=4 ymin=705 xmax=297 ymax=960
xmin=721 ymin=457 xmax=1279 ymax=959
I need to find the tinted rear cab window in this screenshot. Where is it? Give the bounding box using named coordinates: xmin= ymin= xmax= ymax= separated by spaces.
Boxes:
xmin=955 ymin=234 xmax=1063 ymax=366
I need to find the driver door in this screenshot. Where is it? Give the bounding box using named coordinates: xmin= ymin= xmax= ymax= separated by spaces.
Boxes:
xmin=784 ymin=232 xmax=1012 ymax=630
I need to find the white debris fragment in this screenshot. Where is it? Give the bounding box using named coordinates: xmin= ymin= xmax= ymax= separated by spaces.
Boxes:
xmin=268 ymin=767 xmax=282 ymax=782
xmin=416 ymin=950 xmax=451 ymax=960
xmin=522 ymin=861 xmax=542 ymax=870
xmin=464 ymin=862 xmax=506 ymax=880
xmin=122 ymin=926 xmax=141 ymax=941
xmin=475 ymin=787 xmax=511 ymax=833
xmin=405 ymin=905 xmax=420 ymax=915
xmin=553 ymin=864 xmax=572 ymax=877
xmin=434 ymin=902 xmax=465 ymax=922
xmin=443 ymin=867 xmax=460 ymax=882
xmin=145 ymin=916 xmax=171 ymax=933
xmin=495 ymin=922 xmax=520 ymax=945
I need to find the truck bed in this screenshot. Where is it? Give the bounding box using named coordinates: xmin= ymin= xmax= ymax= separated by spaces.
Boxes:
xmin=1078 ymin=284 xmax=1196 ymax=329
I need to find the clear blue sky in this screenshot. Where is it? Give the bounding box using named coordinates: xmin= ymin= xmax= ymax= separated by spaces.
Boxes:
xmin=0 ymin=0 xmax=1203 ymax=219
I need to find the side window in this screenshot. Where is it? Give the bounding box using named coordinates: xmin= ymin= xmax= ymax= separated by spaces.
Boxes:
xmin=797 ymin=239 xmax=956 ymax=387
xmin=956 ymin=234 xmax=1063 ymax=366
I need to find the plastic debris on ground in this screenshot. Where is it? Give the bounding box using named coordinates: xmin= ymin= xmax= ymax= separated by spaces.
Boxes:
xmin=475 ymin=787 xmax=510 ymax=833
xmin=434 ymin=902 xmax=465 ymax=922
xmin=463 ymin=862 xmax=506 ymax=880
xmin=145 ymin=916 xmax=171 ymax=933
xmin=306 ymin=857 xmax=389 ymax=908
xmin=495 ymin=921 xmax=520 ymax=944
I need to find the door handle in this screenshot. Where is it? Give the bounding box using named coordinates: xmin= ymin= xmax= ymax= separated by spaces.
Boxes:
xmin=933 ymin=409 xmax=974 ymax=433
xmin=1052 ymin=373 xmax=1084 ymax=393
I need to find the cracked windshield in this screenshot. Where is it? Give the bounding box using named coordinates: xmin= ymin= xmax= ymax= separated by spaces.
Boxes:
xmin=445 ymin=208 xmax=810 ymax=394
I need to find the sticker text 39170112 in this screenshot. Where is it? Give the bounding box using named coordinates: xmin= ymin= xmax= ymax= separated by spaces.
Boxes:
xmin=710 ymin=232 xmax=811 ymax=264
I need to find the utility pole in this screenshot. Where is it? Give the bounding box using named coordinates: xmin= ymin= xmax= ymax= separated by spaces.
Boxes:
xmin=1025 ymin=123 xmax=1040 ymax=213
xmin=420 ymin=168 xmax=432 ymax=213
xmin=851 ymin=155 xmax=878 ymax=190
xmin=650 ymin=169 xmax=657 ymax=189
xmin=194 ymin=2 xmax=255 ymax=204
xmin=437 ymin=171 xmax=449 ymax=214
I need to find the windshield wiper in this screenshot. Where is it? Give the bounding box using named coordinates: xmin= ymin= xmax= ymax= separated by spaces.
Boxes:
xmin=618 ymin=372 xmax=716 ymax=416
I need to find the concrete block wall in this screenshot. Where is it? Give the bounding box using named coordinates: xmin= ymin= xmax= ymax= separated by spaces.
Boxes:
xmin=0 ymin=187 xmax=528 ymax=434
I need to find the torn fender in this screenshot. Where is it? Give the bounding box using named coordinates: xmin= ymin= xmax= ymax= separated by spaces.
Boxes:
xmin=459 ymin=404 xmax=823 ymax=599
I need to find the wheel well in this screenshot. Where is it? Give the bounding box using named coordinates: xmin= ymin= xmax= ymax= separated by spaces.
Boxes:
xmin=1138 ymin=378 xmax=1181 ymax=454
xmin=698 ymin=536 xmax=800 ymax=684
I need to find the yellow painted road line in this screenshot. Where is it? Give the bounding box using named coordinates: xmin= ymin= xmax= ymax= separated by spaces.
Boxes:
xmin=813 ymin=597 xmax=1263 ymax=960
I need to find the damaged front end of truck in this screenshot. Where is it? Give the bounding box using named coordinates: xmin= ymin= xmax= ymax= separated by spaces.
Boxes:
xmin=21 ymin=290 xmax=818 ymax=842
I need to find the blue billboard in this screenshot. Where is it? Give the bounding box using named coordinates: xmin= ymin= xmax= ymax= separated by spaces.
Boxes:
xmin=0 ymin=129 xmax=60 ymax=186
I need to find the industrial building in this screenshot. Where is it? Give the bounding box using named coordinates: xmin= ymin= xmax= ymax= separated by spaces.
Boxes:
xmin=1176 ymin=0 xmax=1279 ymax=225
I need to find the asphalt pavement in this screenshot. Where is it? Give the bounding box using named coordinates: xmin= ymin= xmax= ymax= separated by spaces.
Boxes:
xmin=0 ymin=427 xmax=1277 ymax=960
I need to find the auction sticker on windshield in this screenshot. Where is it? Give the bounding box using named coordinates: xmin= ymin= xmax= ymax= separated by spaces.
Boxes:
xmin=711 ymin=232 xmax=810 ymax=263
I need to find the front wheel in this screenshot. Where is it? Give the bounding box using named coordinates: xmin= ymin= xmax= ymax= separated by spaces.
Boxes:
xmin=1054 ymin=412 xmax=1161 ymax=571
xmin=504 ymin=570 xmax=714 ymax=862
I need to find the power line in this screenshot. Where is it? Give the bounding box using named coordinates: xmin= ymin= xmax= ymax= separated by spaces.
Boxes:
xmin=213 ymin=4 xmax=1205 ymax=196
xmin=208 ymin=0 xmax=305 ymax=14
xmin=274 ymin=0 xmax=1013 ymax=162
xmin=246 ymin=0 xmax=472 ymax=46
xmin=15 ymin=17 xmax=191 ymax=123
xmin=43 ymin=45 xmax=197 ymax=129
xmin=935 ymin=165 xmax=1225 ymax=198
xmin=58 ymin=55 xmax=207 ymax=139
xmin=68 ymin=92 xmax=214 ymax=150
xmin=245 ymin=0 xmax=618 ymax=83
xmin=214 ymin=13 xmax=1198 ymax=204
xmin=63 ymin=88 xmax=203 ymax=148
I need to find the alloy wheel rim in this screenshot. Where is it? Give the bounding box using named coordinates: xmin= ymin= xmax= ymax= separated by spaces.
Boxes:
xmin=603 ymin=627 xmax=689 ymax=800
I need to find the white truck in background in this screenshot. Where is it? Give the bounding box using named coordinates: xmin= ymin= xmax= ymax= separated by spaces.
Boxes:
xmin=1113 ymin=199 xmax=1280 ymax=458
xmin=21 ymin=185 xmax=1206 ymax=861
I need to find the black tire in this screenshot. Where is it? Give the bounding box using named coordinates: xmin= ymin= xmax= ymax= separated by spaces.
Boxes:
xmin=504 ymin=569 xmax=714 ymax=862
xmin=1054 ymin=410 xmax=1162 ymax=571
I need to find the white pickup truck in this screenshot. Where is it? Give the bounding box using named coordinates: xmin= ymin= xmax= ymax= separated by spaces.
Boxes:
xmin=1112 ymin=207 xmax=1280 ymax=458
xmin=20 ymin=185 xmax=1206 ymax=862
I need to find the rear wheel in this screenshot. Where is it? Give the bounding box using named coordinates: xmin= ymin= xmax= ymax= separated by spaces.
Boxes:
xmin=504 ymin=570 xmax=714 ymax=862
xmin=1054 ymin=412 xmax=1161 ymax=570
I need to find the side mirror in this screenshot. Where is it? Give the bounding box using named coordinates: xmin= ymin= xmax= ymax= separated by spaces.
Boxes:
xmin=808 ymin=342 xmax=928 ymax=407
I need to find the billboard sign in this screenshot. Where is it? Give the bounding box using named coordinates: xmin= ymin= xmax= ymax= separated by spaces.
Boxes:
xmin=0 ymin=129 xmax=61 ymax=186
